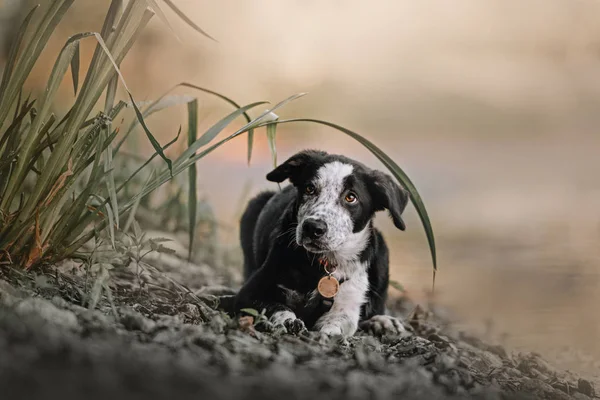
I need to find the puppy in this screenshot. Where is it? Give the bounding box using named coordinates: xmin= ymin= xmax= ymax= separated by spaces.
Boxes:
xmin=233 ymin=150 xmax=409 ymax=336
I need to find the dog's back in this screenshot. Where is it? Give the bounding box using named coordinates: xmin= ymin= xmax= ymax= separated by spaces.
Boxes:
xmin=240 ymin=191 xmax=275 ymax=280
xmin=240 ymin=186 xmax=299 ymax=281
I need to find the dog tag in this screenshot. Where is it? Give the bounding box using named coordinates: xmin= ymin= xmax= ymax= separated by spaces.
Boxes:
xmin=317 ymin=275 xmax=339 ymax=298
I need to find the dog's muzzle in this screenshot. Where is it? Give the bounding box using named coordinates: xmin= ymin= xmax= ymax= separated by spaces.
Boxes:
xmin=299 ymin=218 xmax=328 ymax=250
xmin=302 ymin=218 xmax=327 ymax=239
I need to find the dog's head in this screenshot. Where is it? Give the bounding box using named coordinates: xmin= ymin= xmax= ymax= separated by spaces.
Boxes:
xmin=267 ymin=150 xmax=409 ymax=258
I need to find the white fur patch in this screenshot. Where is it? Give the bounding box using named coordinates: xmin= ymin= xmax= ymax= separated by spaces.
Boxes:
xmin=314 ymin=259 xmax=369 ymax=337
xmin=270 ymin=310 xmax=296 ymax=326
xmin=297 ymin=161 xmax=368 ymax=257
xmin=294 ymin=160 xmax=373 ymax=337
xmin=329 ymin=225 xmax=370 ymax=263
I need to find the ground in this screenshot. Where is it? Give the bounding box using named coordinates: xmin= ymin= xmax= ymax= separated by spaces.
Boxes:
xmin=0 ymin=244 xmax=596 ymax=400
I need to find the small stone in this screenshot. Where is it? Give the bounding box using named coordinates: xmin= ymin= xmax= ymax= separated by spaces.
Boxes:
xmin=428 ymin=333 xmax=449 ymax=344
xmin=458 ymin=369 xmax=474 ymax=389
xmin=578 ymin=379 xmax=595 ymax=397
xmin=14 ymin=298 xmax=79 ymax=331
xmin=0 ymin=279 xmax=21 ymax=295
xmin=505 ymin=367 xmax=523 ymax=377
xmin=180 ymin=303 xmax=201 ymax=322
xmin=154 ymin=314 xmax=183 ymax=329
xmin=76 ymin=308 xmax=112 ymax=333
xmin=274 ymin=347 xmax=295 ymax=366
xmin=208 ymin=313 xmax=228 ymax=333
xmin=551 ymin=381 xmax=569 ymax=393
xmin=533 ymin=354 xmax=559 ymax=377
xmin=354 ymin=346 xmax=369 ymax=369
xmin=486 ymin=344 xmax=508 ymax=358
xmin=529 ymin=367 xmax=549 ymax=381
xmin=0 ymin=279 xmax=23 ymax=306
xmin=119 ymin=308 xmax=155 ymax=333
xmin=477 ymin=351 xmax=504 ymax=370
xmin=50 ymin=296 xmax=71 ymax=309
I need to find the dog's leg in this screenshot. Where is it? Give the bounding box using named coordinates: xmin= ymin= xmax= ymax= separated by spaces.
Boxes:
xmin=356 ymin=229 xmax=406 ymax=336
xmin=234 ymin=246 xmax=307 ymax=334
xmin=313 ymin=271 xmax=368 ymax=337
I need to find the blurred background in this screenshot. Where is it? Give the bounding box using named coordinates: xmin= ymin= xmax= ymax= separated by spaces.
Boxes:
xmin=1 ymin=0 xmax=599 ymax=381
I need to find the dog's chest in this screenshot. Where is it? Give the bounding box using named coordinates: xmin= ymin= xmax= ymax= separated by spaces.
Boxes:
xmin=275 ymin=258 xmax=368 ymax=328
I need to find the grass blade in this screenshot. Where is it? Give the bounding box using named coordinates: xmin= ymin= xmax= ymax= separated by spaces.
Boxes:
xmin=123 ymin=170 xmax=154 ymax=233
xmin=87 ymin=30 xmax=175 ymax=175
xmin=177 ymin=94 xmax=306 ymax=174
xmin=116 ymin=82 xmax=252 ymax=154
xmin=175 ymin=83 xmax=251 ymax=117
xmin=70 ymin=40 xmax=80 ymax=95
xmin=265 ymin=113 xmax=279 ymax=168
xmin=147 ymin=0 xmax=181 ymax=42
xmin=161 ymin=0 xmax=216 ymax=42
xmin=248 ymin=93 xmax=306 ymax=165
xmin=104 ymin=125 xmax=119 ymax=229
xmin=119 ymin=101 xmax=269 ymax=212
xmin=128 ymin=93 xmax=173 ymax=175
xmin=389 ymin=280 xmax=406 ymax=294
xmin=114 ymin=94 xmax=193 ymax=153
xmin=247 ymin=129 xmax=254 ymax=165
xmin=0 ymin=100 xmax=35 ymax=152
xmin=1 ymin=32 xmax=90 ymax=212
xmin=265 ymin=113 xmax=279 ymax=189
xmin=0 ymin=5 xmax=39 ymax=101
xmin=176 ymin=101 xmax=268 ymax=167
xmin=24 ymin=27 xmax=172 ymax=217
xmin=0 ymin=0 xmax=74 ymax=131
xmin=105 ymin=202 xmax=115 ymax=248
xmin=101 ymin=0 xmax=123 ymax=40
xmin=105 ymin=76 xmax=118 ymax=112
xmin=116 ymin=127 xmax=181 ymax=195
xmin=187 ymin=99 xmax=198 ymax=260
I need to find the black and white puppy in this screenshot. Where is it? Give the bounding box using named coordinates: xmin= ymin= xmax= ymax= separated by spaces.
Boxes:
xmin=233 ymin=150 xmax=409 ymax=336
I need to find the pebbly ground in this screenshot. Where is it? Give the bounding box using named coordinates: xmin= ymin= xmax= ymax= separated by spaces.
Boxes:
xmin=0 ymin=248 xmax=596 ymax=400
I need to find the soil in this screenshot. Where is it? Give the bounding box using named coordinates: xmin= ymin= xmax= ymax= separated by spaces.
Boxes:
xmin=0 ymin=248 xmax=596 ymax=400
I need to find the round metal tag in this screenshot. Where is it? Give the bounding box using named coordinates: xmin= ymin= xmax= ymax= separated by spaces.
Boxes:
xmin=317 ymin=275 xmax=340 ymax=298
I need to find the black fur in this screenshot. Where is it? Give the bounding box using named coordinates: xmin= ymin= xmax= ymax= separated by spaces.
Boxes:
xmin=232 ymin=150 xmax=409 ymax=332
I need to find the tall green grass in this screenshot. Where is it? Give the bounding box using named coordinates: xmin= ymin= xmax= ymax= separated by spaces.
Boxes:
xmin=0 ymin=0 xmax=437 ymax=277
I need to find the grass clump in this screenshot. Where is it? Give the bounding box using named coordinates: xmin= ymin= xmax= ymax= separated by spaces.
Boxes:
xmin=0 ymin=0 xmax=437 ymax=279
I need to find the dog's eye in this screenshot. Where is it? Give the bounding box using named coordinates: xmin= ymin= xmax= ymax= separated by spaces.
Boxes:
xmin=344 ymin=192 xmax=358 ymax=203
xmin=305 ymin=184 xmax=316 ymax=195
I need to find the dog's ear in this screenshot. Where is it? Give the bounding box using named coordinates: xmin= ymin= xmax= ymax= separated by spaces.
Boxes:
xmin=368 ymin=171 xmax=409 ymax=231
xmin=266 ymin=150 xmax=326 ymax=184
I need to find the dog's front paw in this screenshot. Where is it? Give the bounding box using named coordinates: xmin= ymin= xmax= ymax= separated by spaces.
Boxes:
xmin=270 ymin=311 xmax=306 ymax=335
xmin=283 ymin=318 xmax=306 ymax=335
xmin=360 ymin=315 xmax=406 ymax=336
xmin=318 ymin=323 xmax=343 ymax=337
xmin=315 ymin=315 xmax=357 ymax=337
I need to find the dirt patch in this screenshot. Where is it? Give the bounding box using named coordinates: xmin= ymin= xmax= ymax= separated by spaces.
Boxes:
xmin=0 ymin=256 xmax=596 ymax=400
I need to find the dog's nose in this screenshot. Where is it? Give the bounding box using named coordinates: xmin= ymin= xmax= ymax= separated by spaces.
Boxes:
xmin=302 ymin=219 xmax=327 ymax=239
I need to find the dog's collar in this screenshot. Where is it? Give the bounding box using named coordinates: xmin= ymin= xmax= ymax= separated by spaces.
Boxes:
xmin=318 ymin=257 xmax=335 ymax=272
